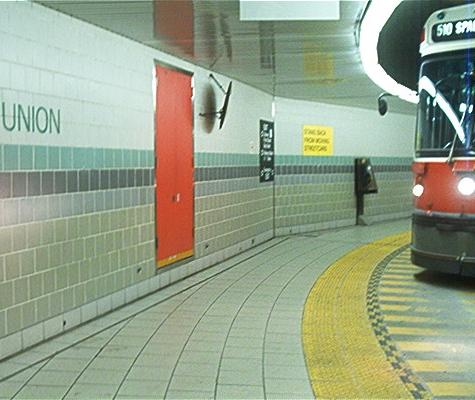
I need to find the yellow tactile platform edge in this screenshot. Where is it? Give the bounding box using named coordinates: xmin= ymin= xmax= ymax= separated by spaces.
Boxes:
xmin=302 ymin=232 xmax=431 ymax=399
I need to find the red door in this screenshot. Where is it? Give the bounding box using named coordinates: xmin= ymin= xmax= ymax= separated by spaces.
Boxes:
xmin=155 ymin=65 xmax=194 ymax=268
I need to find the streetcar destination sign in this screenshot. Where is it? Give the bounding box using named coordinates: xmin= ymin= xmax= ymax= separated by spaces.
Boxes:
xmin=432 ymin=18 xmax=475 ymax=42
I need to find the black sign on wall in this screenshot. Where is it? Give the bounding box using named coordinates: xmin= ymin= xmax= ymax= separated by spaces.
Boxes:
xmin=259 ymin=119 xmax=274 ymax=182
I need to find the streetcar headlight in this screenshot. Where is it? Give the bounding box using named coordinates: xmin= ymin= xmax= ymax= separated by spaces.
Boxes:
xmin=412 ymin=184 xmax=424 ymax=197
xmin=457 ymin=177 xmax=475 ymax=196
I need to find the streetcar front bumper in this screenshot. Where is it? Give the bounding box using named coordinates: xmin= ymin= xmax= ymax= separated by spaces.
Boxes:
xmin=411 ymin=212 xmax=475 ymax=276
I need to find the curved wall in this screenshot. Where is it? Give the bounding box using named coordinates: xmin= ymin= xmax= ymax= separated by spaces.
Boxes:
xmin=0 ymin=1 xmax=415 ymax=359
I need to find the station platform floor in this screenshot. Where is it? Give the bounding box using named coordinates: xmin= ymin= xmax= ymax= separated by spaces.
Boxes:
xmin=1 ymin=218 xmax=475 ymax=399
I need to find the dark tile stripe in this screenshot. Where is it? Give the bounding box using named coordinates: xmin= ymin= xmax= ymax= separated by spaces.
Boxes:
xmin=1 ymin=165 xmax=409 ymax=197
xmin=275 ymin=165 xmax=353 ymax=175
xmin=195 ymin=164 xmax=411 ymax=182
xmin=275 ymin=164 xmax=411 ymax=175
xmin=195 ymin=166 xmax=260 ymax=181
xmin=0 ymin=169 xmax=154 ymax=199
xmin=373 ymin=165 xmax=412 ymax=173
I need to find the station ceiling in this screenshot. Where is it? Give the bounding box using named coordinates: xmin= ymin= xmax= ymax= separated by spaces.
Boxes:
xmin=37 ymin=0 xmax=469 ymax=116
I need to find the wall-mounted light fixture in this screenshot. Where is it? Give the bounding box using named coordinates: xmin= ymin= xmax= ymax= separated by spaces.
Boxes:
xmin=377 ymin=92 xmax=392 ymax=115
xmin=199 ymin=74 xmax=232 ymax=129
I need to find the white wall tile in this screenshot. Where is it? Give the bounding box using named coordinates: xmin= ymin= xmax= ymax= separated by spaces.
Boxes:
xmin=43 ymin=315 xmax=63 ymax=339
xmin=0 ymin=2 xmax=154 ymax=150
xmin=136 ymin=280 xmax=150 ymax=298
xmin=21 ymin=323 xmax=44 ymax=349
xmin=111 ymin=291 xmax=125 ymax=309
xmin=125 ymin=286 xmax=138 ymax=303
xmin=62 ymin=308 xmax=81 ymax=331
xmin=274 ymin=96 xmax=415 ymax=157
xmin=97 ymin=295 xmax=112 ymax=315
xmin=80 ymin=302 xmax=98 ymax=323
xmin=0 ymin=332 xmax=22 ymax=360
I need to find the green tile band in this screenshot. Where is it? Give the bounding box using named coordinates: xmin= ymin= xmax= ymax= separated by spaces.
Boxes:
xmin=0 ymin=148 xmax=413 ymax=171
xmin=274 ymin=155 xmax=412 ymax=166
xmin=0 ymin=145 xmax=155 ymax=172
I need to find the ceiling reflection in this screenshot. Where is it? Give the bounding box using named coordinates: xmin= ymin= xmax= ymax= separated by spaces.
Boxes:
xmin=37 ymin=0 xmax=459 ymax=114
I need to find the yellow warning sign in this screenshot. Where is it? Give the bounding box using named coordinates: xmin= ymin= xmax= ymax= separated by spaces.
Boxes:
xmin=303 ymin=125 xmax=334 ymax=156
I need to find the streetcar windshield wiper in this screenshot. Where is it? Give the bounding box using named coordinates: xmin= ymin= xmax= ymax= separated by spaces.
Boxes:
xmin=419 ymin=75 xmax=466 ymax=149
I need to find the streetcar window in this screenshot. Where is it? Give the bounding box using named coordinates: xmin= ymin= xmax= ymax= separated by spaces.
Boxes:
xmin=416 ymin=53 xmax=475 ymax=158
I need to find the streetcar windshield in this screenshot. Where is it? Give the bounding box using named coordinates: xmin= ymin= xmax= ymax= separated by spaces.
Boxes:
xmin=415 ymin=53 xmax=475 ymax=158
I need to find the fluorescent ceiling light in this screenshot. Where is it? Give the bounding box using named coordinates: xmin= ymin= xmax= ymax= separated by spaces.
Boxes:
xmin=240 ymin=0 xmax=340 ymax=21
xmin=359 ymin=0 xmax=418 ymax=104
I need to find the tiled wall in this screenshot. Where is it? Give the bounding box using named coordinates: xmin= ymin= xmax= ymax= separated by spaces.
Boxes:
xmin=0 ymin=1 xmax=416 ymax=361
xmin=364 ymin=158 xmax=413 ymax=222
xmin=195 ymin=152 xmax=274 ymax=258
xmin=0 ymin=144 xmax=156 ymax=355
xmin=274 ymin=155 xmax=412 ymax=234
xmin=0 ymin=146 xmax=413 ymax=357
xmin=0 ymin=1 xmax=277 ymax=359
